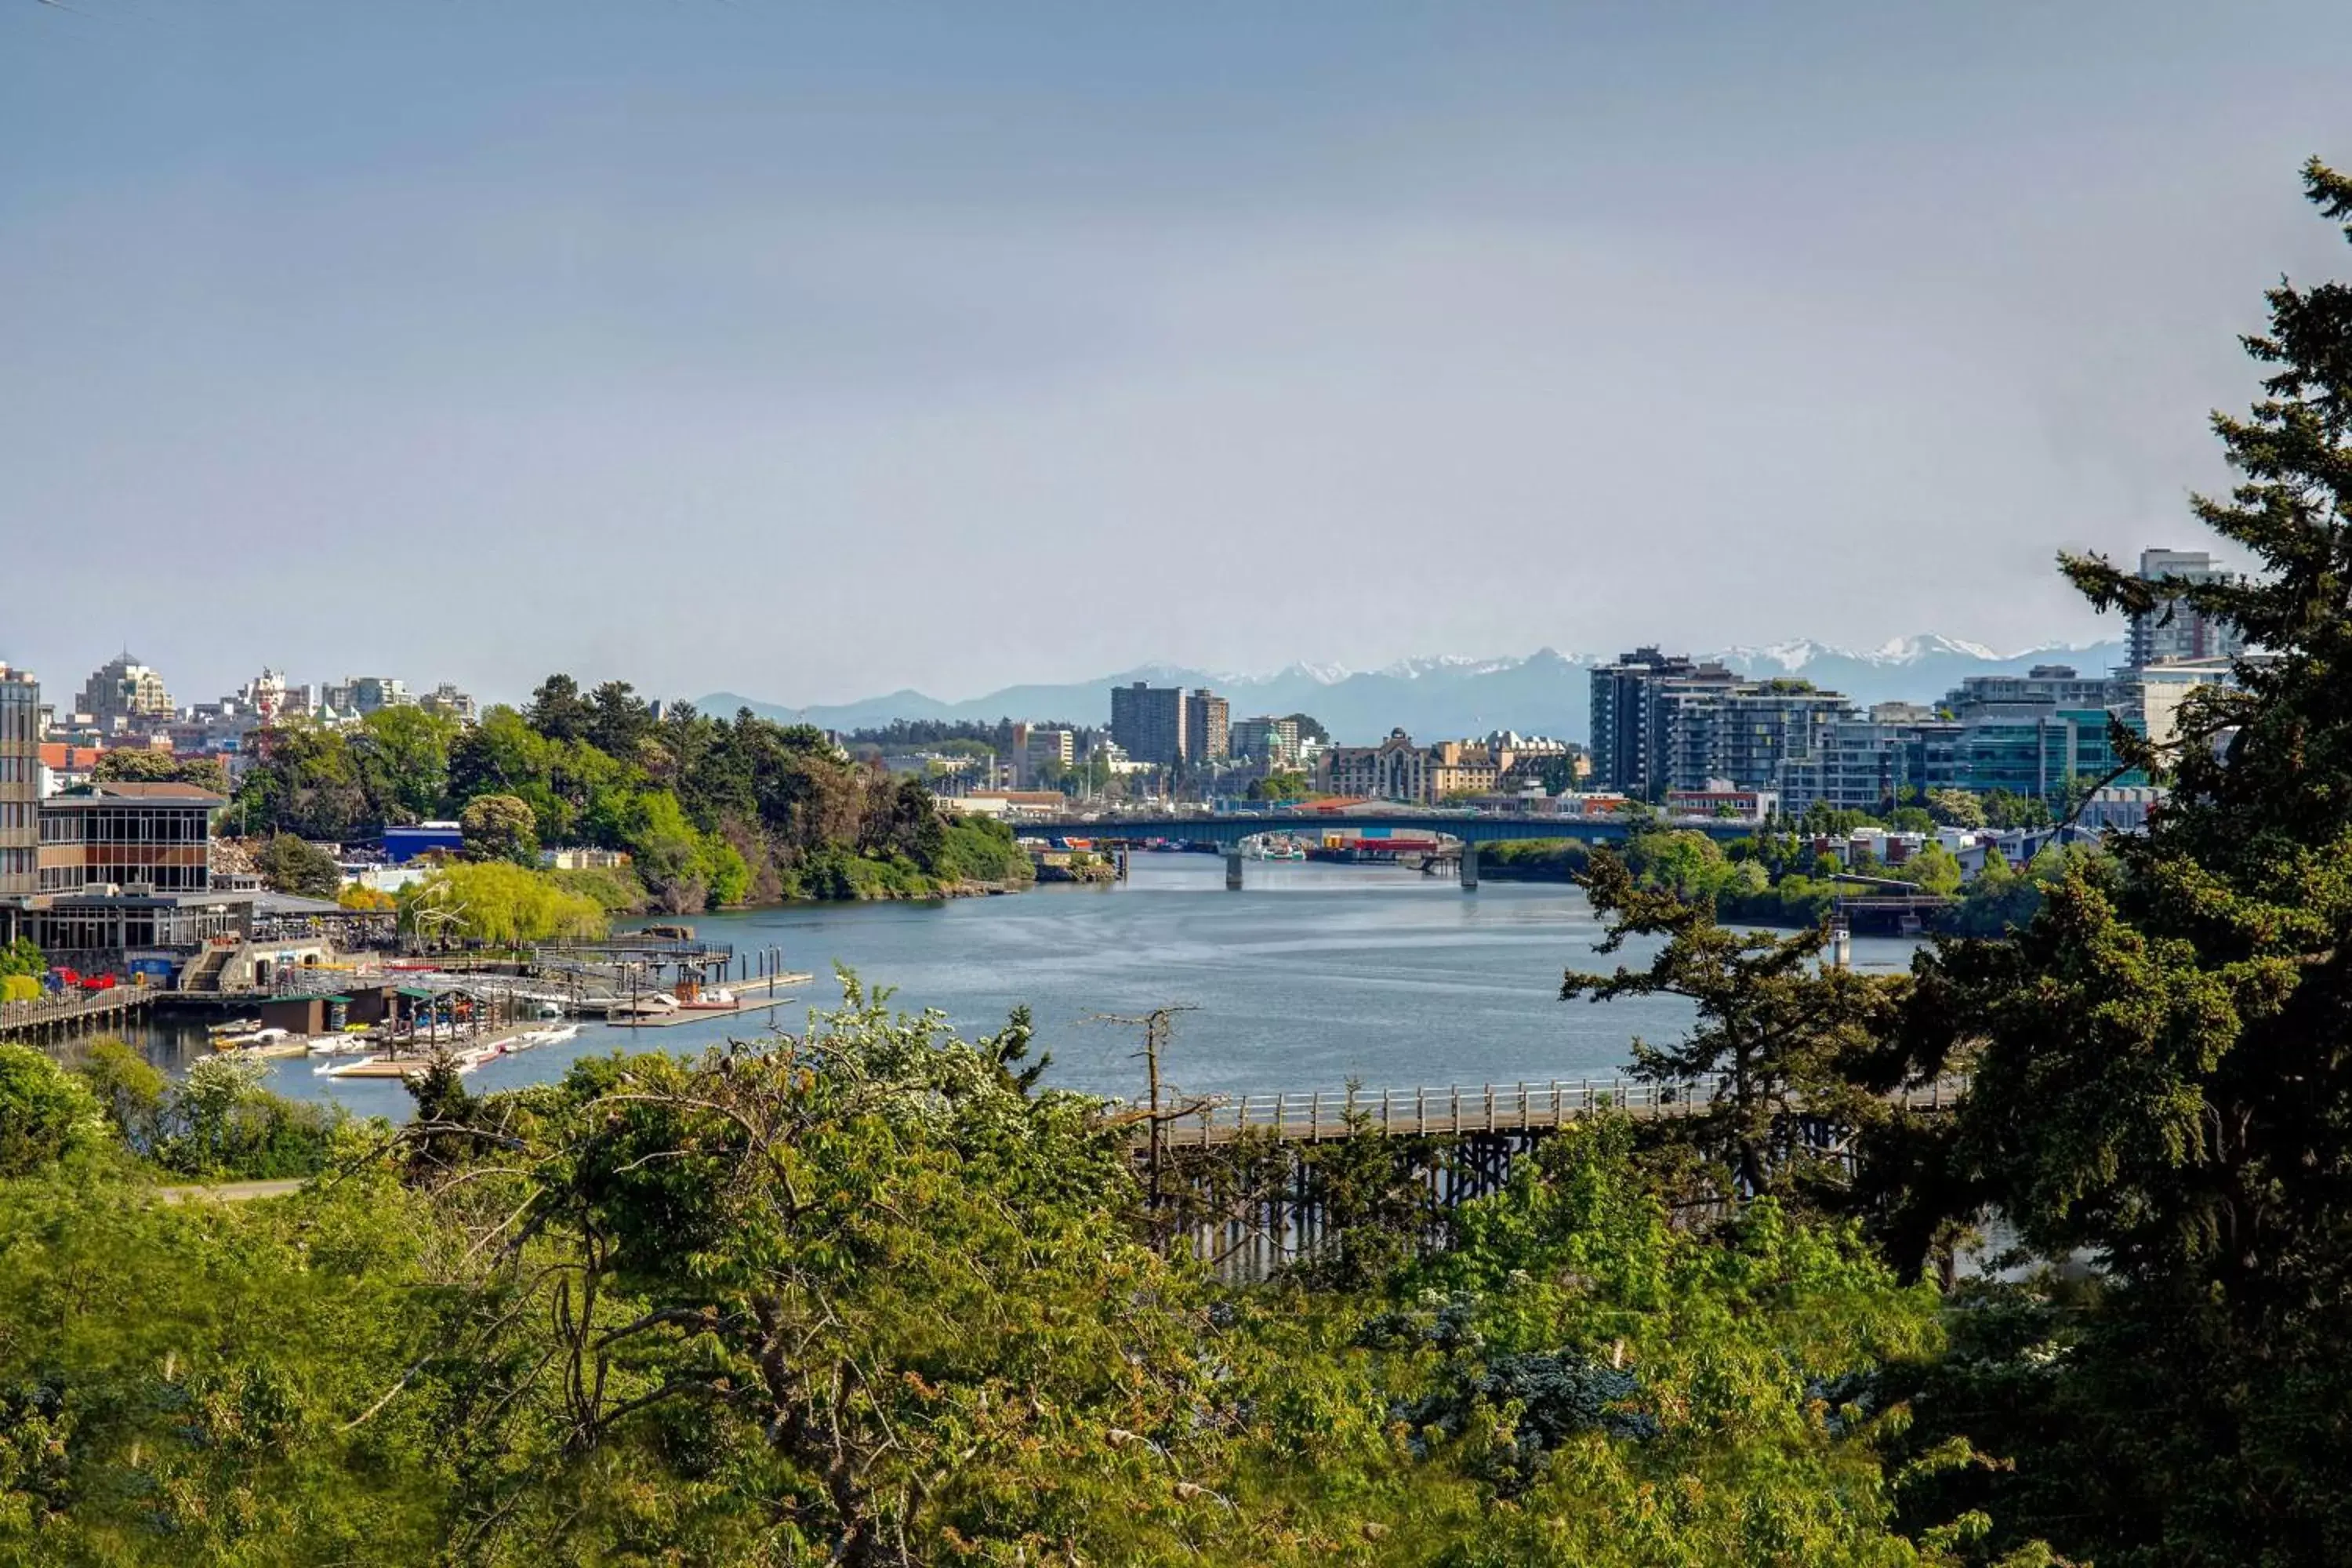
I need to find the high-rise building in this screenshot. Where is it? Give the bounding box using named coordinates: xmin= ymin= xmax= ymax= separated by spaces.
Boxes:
xmin=1588 ymin=648 xmax=1741 ymax=796
xmin=0 ymin=665 xmax=38 ymax=910
xmin=1183 ymin=689 xmax=1230 ymax=764
xmin=1595 ymin=650 xmax=1853 ymax=797
xmin=1109 ymin=682 xmax=1187 ymax=768
xmin=73 ymin=653 xmax=174 ymax=734
xmin=2129 ymin=548 xmax=2244 ymax=667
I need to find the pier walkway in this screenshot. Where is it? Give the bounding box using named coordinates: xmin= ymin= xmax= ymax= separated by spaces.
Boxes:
xmin=1152 ymin=1074 xmax=1967 ymax=1148
xmin=0 ymin=988 xmax=155 ymax=1042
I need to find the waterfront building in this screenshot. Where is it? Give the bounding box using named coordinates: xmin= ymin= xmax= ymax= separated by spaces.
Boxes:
xmin=0 ymin=666 xmax=38 ymax=918
xmin=1953 ymin=707 xmax=2143 ymax=798
xmin=1319 ymin=729 xmax=1432 ymax=803
xmin=23 ymin=781 xmax=256 ymax=969
xmin=1775 ymin=715 xmax=1962 ymax=816
xmin=71 ymin=653 xmax=174 ymax=736
xmin=2129 ymin=548 xmax=2244 ymax=667
xmin=1109 ymin=683 xmax=1187 ymax=768
xmin=1590 ymin=648 xmax=1736 ymax=795
xmin=35 ymin=780 xmax=222 ymax=895
xmin=1941 ymin=664 xmax=2117 ymax=720
xmin=1184 ymin=689 xmax=1230 ymax=764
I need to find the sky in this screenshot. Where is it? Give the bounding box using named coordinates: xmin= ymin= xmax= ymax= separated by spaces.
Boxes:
xmin=3 ymin=1 xmax=2348 ymax=710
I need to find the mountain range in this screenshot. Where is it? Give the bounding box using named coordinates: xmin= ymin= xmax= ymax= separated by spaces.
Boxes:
xmin=702 ymin=634 xmax=2130 ymax=748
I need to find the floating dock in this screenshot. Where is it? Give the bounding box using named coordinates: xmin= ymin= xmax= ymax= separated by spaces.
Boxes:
xmin=606 ymin=971 xmax=813 ymax=1029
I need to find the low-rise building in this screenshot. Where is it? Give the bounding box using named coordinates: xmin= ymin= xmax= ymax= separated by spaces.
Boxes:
xmin=1664 ymin=783 xmax=1780 ymax=822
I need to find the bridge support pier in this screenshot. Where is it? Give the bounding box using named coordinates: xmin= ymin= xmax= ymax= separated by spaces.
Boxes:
xmin=1225 ymin=850 xmax=1243 ymax=891
xmin=1459 ymin=845 xmax=1479 ymax=891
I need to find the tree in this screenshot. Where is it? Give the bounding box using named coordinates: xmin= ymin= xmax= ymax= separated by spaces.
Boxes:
xmin=1247 ymin=770 xmax=1309 ymax=801
xmin=1902 ymin=159 xmax=2352 ymax=1566
xmin=232 ymin=722 xmax=370 ymax=838
xmin=401 ymin=862 xmax=608 ymax=946
xmin=458 ymin=793 xmax=540 ymax=866
xmin=1563 ymin=850 xmax=1907 ymax=1207
xmin=70 ymin=1039 xmax=167 ymax=1156
xmin=93 ymin=747 xmax=230 ymax=794
xmin=524 ymin=673 xmax=593 ymax=744
xmin=252 ymin=833 xmax=343 ymax=899
xmin=0 ymin=1044 xmax=107 ymax=1176
xmin=1924 ymin=788 xmax=1987 ymax=829
xmin=351 ymin=705 xmax=457 ymax=823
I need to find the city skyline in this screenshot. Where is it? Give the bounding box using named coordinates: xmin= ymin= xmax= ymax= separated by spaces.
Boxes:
xmin=2 ymin=3 xmax=2332 ymax=702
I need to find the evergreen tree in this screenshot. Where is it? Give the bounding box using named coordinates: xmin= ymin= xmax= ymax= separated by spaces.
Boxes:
xmin=1911 ymin=159 xmax=2352 ymax=1566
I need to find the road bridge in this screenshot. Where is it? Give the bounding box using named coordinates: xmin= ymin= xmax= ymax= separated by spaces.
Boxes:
xmin=1017 ymin=813 xmax=1757 ymax=849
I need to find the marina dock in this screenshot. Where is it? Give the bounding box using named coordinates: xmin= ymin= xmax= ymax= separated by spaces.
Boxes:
xmin=607 ymin=971 xmax=813 ymax=1028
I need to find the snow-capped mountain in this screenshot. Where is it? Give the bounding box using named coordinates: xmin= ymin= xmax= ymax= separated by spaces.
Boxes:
xmin=706 ymin=636 xmax=2129 ymax=746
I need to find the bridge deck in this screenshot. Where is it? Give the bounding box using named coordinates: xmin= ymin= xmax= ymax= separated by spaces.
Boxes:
xmin=0 ymin=988 xmax=155 ymax=1039
xmin=1152 ymin=1076 xmax=1964 ymax=1148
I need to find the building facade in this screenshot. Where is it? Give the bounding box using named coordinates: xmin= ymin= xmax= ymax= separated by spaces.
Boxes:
xmin=2129 ymin=548 xmax=2244 ymax=666
xmin=1183 ymin=690 xmax=1230 ymax=764
xmin=36 ymin=781 xmax=222 ymax=895
xmin=1109 ymin=683 xmax=1187 ymax=768
xmin=1229 ymin=716 xmax=1302 ymax=769
xmin=0 ymin=665 xmax=37 ymax=905
xmin=72 ymin=653 xmax=174 ymax=735
xmin=1942 ymin=664 xmax=2117 ymax=719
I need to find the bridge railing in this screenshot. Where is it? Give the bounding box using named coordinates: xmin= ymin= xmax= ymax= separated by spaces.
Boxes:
xmin=1156 ymin=1073 xmax=1968 ymax=1147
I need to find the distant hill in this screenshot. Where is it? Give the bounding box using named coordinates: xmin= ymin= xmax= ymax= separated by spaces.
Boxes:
xmin=702 ymin=635 xmax=2130 ymax=747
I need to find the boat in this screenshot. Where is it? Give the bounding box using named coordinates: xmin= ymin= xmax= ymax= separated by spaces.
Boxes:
xmin=678 ymin=988 xmax=739 ymax=1011
xmin=607 ymin=993 xmax=681 ymax=1019
xmin=207 ymin=1018 xmax=263 ymax=1037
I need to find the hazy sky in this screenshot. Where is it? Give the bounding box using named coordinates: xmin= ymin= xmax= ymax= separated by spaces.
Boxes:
xmin=4 ymin=1 xmax=2347 ymax=709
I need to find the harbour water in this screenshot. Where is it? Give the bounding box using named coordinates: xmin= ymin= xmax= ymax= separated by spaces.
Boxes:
xmin=137 ymin=856 xmax=1922 ymax=1123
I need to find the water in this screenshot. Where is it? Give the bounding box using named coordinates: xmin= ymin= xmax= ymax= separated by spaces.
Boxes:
xmin=129 ymin=857 xmax=1921 ymax=1122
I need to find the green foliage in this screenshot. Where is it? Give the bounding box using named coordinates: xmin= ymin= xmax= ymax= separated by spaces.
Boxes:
xmin=1923 ymin=788 xmax=1986 ymax=829
xmin=252 ymin=833 xmax=343 ymax=898
xmin=401 ymin=861 xmax=609 ymax=946
xmin=1247 ymin=770 xmax=1311 ymax=800
xmin=0 ymin=938 xmax=44 ymax=981
xmin=240 ymin=680 xmax=992 ymax=905
xmin=67 ymin=1038 xmax=165 ymax=1156
xmin=153 ymin=1053 xmax=343 ymax=1180
xmin=0 ymin=1045 xmax=108 ymax=1176
xmin=1564 ymin=852 xmax=1908 ymax=1210
xmin=457 ymin=792 xmax=539 ymax=866
xmin=927 ymin=814 xmax=1035 ymax=887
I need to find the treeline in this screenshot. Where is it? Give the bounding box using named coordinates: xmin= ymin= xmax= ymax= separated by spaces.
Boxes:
xmin=1483 ymin=823 xmax=2087 ymax=935
xmin=842 ymin=716 xmax=1080 ymax=750
xmin=232 ymin=678 xmax=1032 ymax=909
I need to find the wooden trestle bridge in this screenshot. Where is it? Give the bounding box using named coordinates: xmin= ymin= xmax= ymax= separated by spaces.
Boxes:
xmin=1153 ymin=1074 xmax=1968 ymax=1148
xmin=1142 ymin=1074 xmax=1969 ymax=1282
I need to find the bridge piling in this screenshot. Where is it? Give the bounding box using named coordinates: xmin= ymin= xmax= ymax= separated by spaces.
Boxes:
xmin=1224 ymin=850 xmax=1243 ymax=891
xmin=1460 ymin=844 xmax=1479 ymax=891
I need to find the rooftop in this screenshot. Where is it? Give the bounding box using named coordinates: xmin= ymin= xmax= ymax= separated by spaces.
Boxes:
xmin=47 ymin=781 xmax=226 ymax=804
